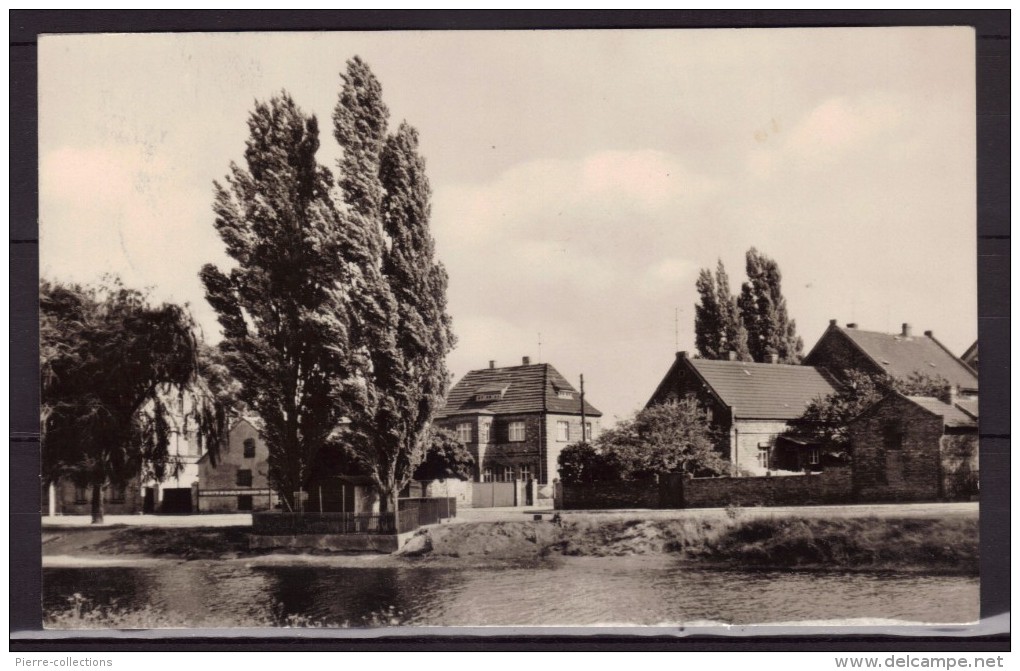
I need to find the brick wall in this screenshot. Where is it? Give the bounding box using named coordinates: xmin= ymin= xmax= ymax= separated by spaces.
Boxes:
xmin=556 ymin=480 xmax=661 ymax=510
xmin=682 ymin=468 xmax=852 ymax=507
xmin=849 ymin=395 xmax=944 ymax=502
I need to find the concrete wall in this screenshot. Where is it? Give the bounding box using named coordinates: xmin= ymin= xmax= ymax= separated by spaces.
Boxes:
xmin=849 ymin=395 xmax=945 ymax=502
xmin=683 ymin=468 xmax=852 ymax=508
xmin=198 ymin=419 xmax=274 ymax=513
xmin=423 ymin=478 xmax=473 ymax=509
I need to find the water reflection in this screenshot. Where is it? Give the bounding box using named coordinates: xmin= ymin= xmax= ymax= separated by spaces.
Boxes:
xmin=44 ymin=559 xmax=979 ymax=627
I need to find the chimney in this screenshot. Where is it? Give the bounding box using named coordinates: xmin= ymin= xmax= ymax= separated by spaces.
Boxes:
xmin=489 ymin=360 xmax=496 ymax=369
xmin=924 ymin=330 xmax=933 ymax=338
xmin=829 ymin=319 xmax=837 ymax=327
xmin=676 ymin=351 xmax=689 ymax=360
xmin=728 ymin=350 xmax=737 ymax=361
xmin=522 ymin=356 xmax=531 ymax=365
xmin=902 ymin=323 xmax=912 ymax=337
xmin=846 ymin=323 xmax=857 ymax=329
xmin=945 ymin=384 xmax=957 ymax=406
xmin=769 ymin=353 xmax=779 ymax=364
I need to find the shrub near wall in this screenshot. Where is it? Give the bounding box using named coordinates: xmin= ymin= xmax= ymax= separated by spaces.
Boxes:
xmin=683 ymin=468 xmax=852 ymax=508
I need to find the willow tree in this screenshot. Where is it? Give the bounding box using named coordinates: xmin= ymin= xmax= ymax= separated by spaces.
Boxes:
xmin=332 ymin=57 xmax=455 ymax=511
xmin=41 ymin=278 xmax=223 ymax=523
xmin=201 ymin=93 xmax=359 ymax=511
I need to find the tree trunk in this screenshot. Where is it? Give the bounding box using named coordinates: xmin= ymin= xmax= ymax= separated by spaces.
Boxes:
xmin=90 ymin=483 xmax=104 ymax=524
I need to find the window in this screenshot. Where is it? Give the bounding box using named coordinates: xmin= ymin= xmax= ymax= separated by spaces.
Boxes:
xmin=519 ymin=464 xmax=532 ymax=481
xmin=479 ymin=422 xmax=490 ymax=443
xmin=883 ymin=423 xmax=903 ymax=451
xmin=456 ymin=422 xmax=472 ymax=443
xmin=808 ymin=448 xmax=820 ymax=465
xmin=757 ymin=444 xmax=770 ymax=469
xmin=556 ymin=420 xmax=570 ymax=442
xmin=236 ymin=470 xmax=253 ymax=487
xmin=243 ymin=438 xmax=256 ymax=458
xmin=237 ymin=495 xmax=253 ymax=512
xmin=509 ymin=421 xmax=526 ymax=442
xmin=476 ymin=392 xmax=502 ymax=401
xmin=107 ymin=485 xmax=126 ymax=504
xmin=557 ymin=390 xmax=574 ymax=400
xmin=503 ymin=465 xmax=514 ymax=482
xmin=584 ymin=422 xmax=593 ymax=441
xmin=74 ymin=485 xmax=88 ymax=505
xmin=483 ymin=468 xmax=493 ymax=483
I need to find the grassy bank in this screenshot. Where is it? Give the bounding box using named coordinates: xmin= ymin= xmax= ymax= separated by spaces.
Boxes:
xmin=43 ymin=514 xmax=978 ymax=575
xmin=402 ymin=515 xmax=978 ymax=574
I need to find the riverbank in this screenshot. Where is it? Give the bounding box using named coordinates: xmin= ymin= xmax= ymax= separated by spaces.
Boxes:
xmin=43 ymin=512 xmax=978 ymax=575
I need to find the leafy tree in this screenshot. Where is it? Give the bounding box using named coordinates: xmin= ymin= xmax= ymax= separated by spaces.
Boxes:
xmin=41 ymin=278 xmax=224 ymax=523
xmin=557 ymin=441 xmax=622 ymax=485
xmin=201 ymin=92 xmax=357 ymax=512
xmin=695 ymin=260 xmax=751 ymax=361
xmin=737 ymin=248 xmax=803 ymax=363
xmin=892 ymin=371 xmax=953 ymax=402
xmin=332 ymin=57 xmax=455 ymax=512
xmin=413 ymin=427 xmax=474 ymax=482
xmin=593 ymin=399 xmax=727 ymax=479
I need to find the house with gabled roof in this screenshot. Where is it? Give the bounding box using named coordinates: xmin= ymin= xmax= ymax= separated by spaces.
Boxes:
xmin=848 ymin=391 xmax=979 ymax=502
xmin=961 ymin=340 xmax=978 ymax=371
xmin=435 ymin=356 xmax=602 ymax=490
xmin=804 ymin=321 xmax=978 ymax=395
xmin=647 ymin=352 xmax=840 ymax=474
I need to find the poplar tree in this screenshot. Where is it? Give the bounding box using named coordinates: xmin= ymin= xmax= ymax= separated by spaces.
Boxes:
xmin=201 ymin=93 xmax=356 ymax=511
xmin=332 ymin=57 xmax=455 ymax=512
xmin=737 ymin=248 xmax=803 ymax=363
xmin=694 ymin=260 xmax=751 ymax=361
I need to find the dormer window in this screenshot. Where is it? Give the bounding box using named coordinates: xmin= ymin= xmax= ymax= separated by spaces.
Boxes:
xmin=556 ymin=390 xmax=574 ymax=400
xmin=474 ymin=384 xmax=508 ymax=402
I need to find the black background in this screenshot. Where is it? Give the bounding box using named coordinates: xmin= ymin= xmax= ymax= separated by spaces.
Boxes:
xmin=10 ymin=10 xmax=1010 ymax=652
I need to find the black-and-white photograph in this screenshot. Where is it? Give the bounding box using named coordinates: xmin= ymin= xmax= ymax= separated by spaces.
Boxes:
xmin=37 ymin=26 xmax=981 ymax=631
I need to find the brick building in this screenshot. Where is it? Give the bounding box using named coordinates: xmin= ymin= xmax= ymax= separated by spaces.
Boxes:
xmin=848 ymin=392 xmax=979 ymax=502
xmin=196 ymin=418 xmax=275 ymax=513
xmin=435 ymin=357 xmax=602 ymax=489
xmin=646 ymin=352 xmax=840 ymax=474
xmin=804 ymin=321 xmax=978 ymax=395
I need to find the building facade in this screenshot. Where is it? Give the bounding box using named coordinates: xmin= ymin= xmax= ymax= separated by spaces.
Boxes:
xmin=848 ymin=392 xmax=979 ymax=502
xmin=804 ymin=321 xmax=979 ymax=395
xmin=197 ymin=418 xmax=275 ymax=513
xmin=435 ymin=357 xmax=602 ymax=491
xmin=646 ymin=352 xmax=840 ymax=474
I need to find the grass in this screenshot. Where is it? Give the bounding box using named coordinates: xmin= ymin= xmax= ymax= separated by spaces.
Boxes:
xmin=44 ymin=593 xmax=407 ymax=629
xmin=90 ymin=526 xmax=253 ymax=559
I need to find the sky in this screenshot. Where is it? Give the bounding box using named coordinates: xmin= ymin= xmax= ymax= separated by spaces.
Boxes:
xmin=39 ymin=27 xmax=977 ymax=425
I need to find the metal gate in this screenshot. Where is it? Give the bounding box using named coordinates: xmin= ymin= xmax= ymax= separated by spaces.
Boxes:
xmin=161 ymin=488 xmax=193 ymax=514
xmin=471 ymin=482 xmax=516 ymax=508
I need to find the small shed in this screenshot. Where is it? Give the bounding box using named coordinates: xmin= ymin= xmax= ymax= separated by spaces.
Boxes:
xmin=304 ymin=475 xmax=380 ymax=514
xmin=849 ymin=392 xmax=978 ymax=502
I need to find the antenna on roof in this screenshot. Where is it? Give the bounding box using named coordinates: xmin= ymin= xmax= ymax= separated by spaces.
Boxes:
xmin=538 ymin=332 xmax=542 ymax=363
xmin=674 ymin=306 xmax=679 ymax=352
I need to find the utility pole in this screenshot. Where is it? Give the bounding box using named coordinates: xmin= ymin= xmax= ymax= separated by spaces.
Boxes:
xmin=579 ymin=374 xmax=587 ymax=444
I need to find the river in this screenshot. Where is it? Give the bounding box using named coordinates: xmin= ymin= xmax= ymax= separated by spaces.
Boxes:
xmin=43 ymin=558 xmax=978 ymax=627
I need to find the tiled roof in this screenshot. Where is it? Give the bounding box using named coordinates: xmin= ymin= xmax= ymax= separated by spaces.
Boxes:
xmin=436 ymin=363 xmax=602 ymax=418
xmin=906 ymin=396 xmax=978 ymax=429
xmin=687 ymin=357 xmax=840 ymax=420
xmin=828 ymin=326 xmax=978 ymax=390
xmin=954 ymin=396 xmax=979 ymax=421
